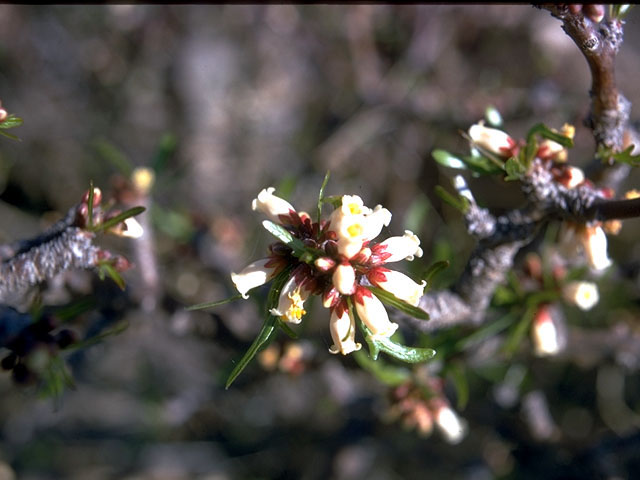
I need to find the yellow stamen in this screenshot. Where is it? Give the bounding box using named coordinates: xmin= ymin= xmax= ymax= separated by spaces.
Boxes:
xmin=346 ymin=224 xmax=363 ymax=238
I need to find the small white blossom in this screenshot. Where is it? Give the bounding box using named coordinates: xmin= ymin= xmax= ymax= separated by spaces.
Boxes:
xmin=252 ymin=187 xmax=296 ymax=223
xmin=531 ymin=306 xmax=561 ymax=357
xmin=231 ymin=258 xmax=280 ymax=299
xmin=354 ymin=287 xmax=398 ymax=339
xmin=328 ymin=307 xmax=361 ymax=355
xmin=332 ymin=263 xmax=356 ymax=295
xmin=468 ymin=121 xmax=515 ymax=158
xmin=434 ymin=404 xmax=467 ymax=444
xmin=363 ymin=205 xmax=392 ymax=241
xmin=562 ymin=281 xmax=599 ymax=311
xmin=368 ymin=268 xmax=426 ymax=306
xmin=373 ymin=230 xmax=423 ymax=263
xmin=582 ymin=226 xmax=612 ymax=271
xmin=269 ymin=275 xmax=310 ymax=324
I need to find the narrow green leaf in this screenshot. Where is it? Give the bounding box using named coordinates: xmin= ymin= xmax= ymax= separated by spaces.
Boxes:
xmin=368 ymin=286 xmax=429 ymax=321
xmin=0 ymin=114 xmax=23 ymax=129
xmin=278 ymin=319 xmax=299 ymax=339
xmin=322 ymin=195 xmax=343 ymax=209
xmin=225 ymin=267 xmax=292 ymax=388
xmin=317 ymin=170 xmax=331 ymax=223
xmin=432 ymin=149 xmax=467 ymax=170
xmin=372 ymin=336 xmax=436 ymax=363
xmin=261 ymin=220 xmax=308 ymax=257
xmin=225 ymin=315 xmax=278 ymax=389
xmin=502 ymin=304 xmax=537 ymax=356
xmin=186 ymin=293 xmax=244 ymax=311
xmin=447 ymin=362 xmax=469 ymax=410
xmin=0 ymin=129 xmax=21 ymax=141
xmin=100 ymin=206 xmax=146 ymax=232
xmin=423 ymin=260 xmax=450 ymax=285
xmin=94 ymin=139 xmax=133 ymax=176
xmin=455 ymin=313 xmax=514 ymax=350
xmin=504 ymin=156 xmax=527 ymax=181
xmin=611 ymin=145 xmax=640 ymax=166
xmin=462 ymin=155 xmax=505 ymax=175
xmin=527 ymin=123 xmax=574 ymax=148
xmin=434 ymin=185 xmax=469 ymax=213
xmin=352 ymin=349 xmax=411 ymax=386
xmin=98 ymin=262 xmax=126 ymax=290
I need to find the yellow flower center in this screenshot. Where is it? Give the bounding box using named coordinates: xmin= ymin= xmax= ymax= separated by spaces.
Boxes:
xmin=284 ymin=288 xmax=307 ymax=321
xmin=346 ymin=223 xmax=363 ymax=238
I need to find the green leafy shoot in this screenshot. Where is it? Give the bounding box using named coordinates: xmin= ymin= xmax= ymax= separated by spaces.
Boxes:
xmin=432 ymin=149 xmax=504 ymax=175
xmin=225 ymin=267 xmax=292 ymax=388
xmin=0 ymin=114 xmax=24 ymax=129
xmin=423 ymin=260 xmax=450 ymax=287
xmin=262 ymin=219 xmax=320 ymax=263
xmin=504 ymin=156 xmax=528 ymax=181
xmin=66 ymin=320 xmax=130 ymax=352
xmin=522 ymin=123 xmax=574 ymax=168
xmin=352 ymin=349 xmax=411 ymax=386
xmin=38 ymin=356 xmax=75 ymax=402
xmin=0 ymin=114 xmax=23 ymax=140
xmin=98 ymin=206 xmax=146 ymax=233
xmin=186 ymin=293 xmax=244 ymax=311
xmin=317 ymin=170 xmax=331 ymax=223
xmin=434 ymin=185 xmax=470 ymax=213
xmin=610 ymin=145 xmax=640 ymax=166
xmin=368 ymin=286 xmax=429 ymax=321
xmin=97 ymin=259 xmax=126 ymax=290
xmin=609 ymin=4 xmax=632 ymax=20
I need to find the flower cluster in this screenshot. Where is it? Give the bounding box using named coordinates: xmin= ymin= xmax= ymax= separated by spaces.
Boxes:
xmin=231 ymin=187 xmax=426 ymax=355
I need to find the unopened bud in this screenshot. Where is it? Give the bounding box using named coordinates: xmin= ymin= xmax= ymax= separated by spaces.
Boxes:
xmin=0 ymin=108 xmax=7 ymax=123
xmin=82 ymin=187 xmax=102 ymax=206
xmin=583 ymin=4 xmax=605 ymax=23
xmin=314 ymin=256 xmax=336 ymax=272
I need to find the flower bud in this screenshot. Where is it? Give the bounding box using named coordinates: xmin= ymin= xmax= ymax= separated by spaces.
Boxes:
xmin=332 ymin=263 xmax=356 ymax=295
xmin=328 ymin=307 xmax=361 ymax=355
xmin=562 ymin=281 xmax=599 ymax=311
xmin=354 ymin=287 xmax=398 ymax=339
xmin=468 ymin=121 xmax=516 ymax=158
xmin=252 ymin=187 xmax=296 ymax=224
xmin=231 ymin=258 xmax=280 ymax=298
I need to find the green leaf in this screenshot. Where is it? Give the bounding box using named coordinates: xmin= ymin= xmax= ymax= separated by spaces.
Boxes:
xmin=225 ymin=314 xmax=278 ymax=389
xmin=371 ymin=335 xmax=436 ymax=363
xmin=527 ymin=123 xmax=574 ymax=148
xmin=447 ymin=362 xmax=469 ymax=410
xmin=278 ymin=319 xmax=299 ymax=339
xmin=322 ymin=195 xmax=344 ymax=209
xmin=423 ymin=260 xmax=450 ymax=285
xmin=97 ymin=261 xmax=126 ymax=290
xmin=0 ymin=114 xmax=23 ymax=129
xmin=99 ymin=206 xmax=146 ymax=232
xmin=434 ymin=185 xmax=469 ymax=213
xmin=225 ymin=267 xmax=292 ymax=388
xmin=504 ymin=156 xmax=527 ymax=181
xmin=502 ymin=303 xmax=538 ymax=357
xmin=0 ymin=129 xmax=21 ymax=141
xmin=455 ymin=313 xmax=514 ymax=350
xmin=609 ymin=4 xmax=632 ymax=20
xmin=611 ymin=145 xmax=640 ymax=166
xmin=186 ymin=293 xmax=244 ymax=311
xmin=317 ymin=170 xmax=331 ymax=223
xmin=432 ymin=149 xmax=467 ymax=170
xmin=368 ymin=286 xmax=429 ymax=321
xmin=261 ymin=220 xmax=309 ymax=258
xmin=352 ymin=349 xmax=411 ymax=386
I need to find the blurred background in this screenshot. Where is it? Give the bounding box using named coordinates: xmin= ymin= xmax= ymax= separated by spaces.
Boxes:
xmin=0 ymin=5 xmax=639 ymax=479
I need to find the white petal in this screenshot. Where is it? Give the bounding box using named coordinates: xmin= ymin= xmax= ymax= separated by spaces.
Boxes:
xmin=354 ymin=288 xmax=398 ymax=339
xmin=251 ymin=187 xmax=296 ymax=223
xmin=328 ymin=308 xmax=361 ymax=355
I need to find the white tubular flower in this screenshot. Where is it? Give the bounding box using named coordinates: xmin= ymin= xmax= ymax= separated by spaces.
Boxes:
xmin=269 ymin=275 xmax=310 ymax=324
xmin=251 ymin=187 xmax=295 ymax=223
xmin=368 ymin=268 xmax=426 ymax=306
xmin=434 ymin=404 xmax=467 ymax=445
xmin=374 ymin=230 xmax=423 ymax=263
xmin=330 ymin=212 xmax=367 ymax=259
xmin=363 ymin=205 xmax=392 ymax=241
xmin=328 ymin=307 xmax=361 ymax=355
xmin=231 ymin=258 xmax=280 ymax=299
xmin=562 ymin=281 xmax=599 ymax=311
xmin=354 ymin=287 xmax=398 ymax=339
xmin=468 ymin=121 xmax=515 ymax=158
xmin=531 ymin=305 xmax=561 ymax=357
xmin=582 ymin=226 xmax=612 ymax=271
xmin=120 ymin=217 xmax=144 ymax=239
xmin=332 ymin=263 xmax=356 ymax=295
